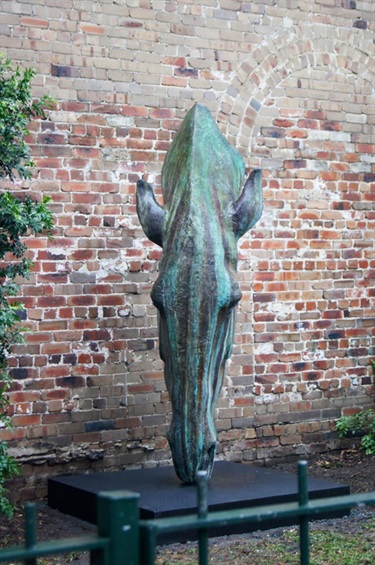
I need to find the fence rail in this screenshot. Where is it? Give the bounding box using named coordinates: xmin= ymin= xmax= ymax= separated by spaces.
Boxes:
xmin=1 ymin=461 xmax=375 ymax=565
xmin=0 ymin=489 xmax=140 ymax=565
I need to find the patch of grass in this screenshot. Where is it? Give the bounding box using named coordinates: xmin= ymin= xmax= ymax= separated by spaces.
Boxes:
xmin=156 ymin=521 xmax=375 ymax=564
xmin=309 ymin=530 xmax=374 ymax=564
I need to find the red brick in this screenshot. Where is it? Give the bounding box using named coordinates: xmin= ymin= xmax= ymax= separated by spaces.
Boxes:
xmin=12 ymin=415 xmax=41 ymax=426
xmin=80 ymin=23 xmax=105 ymax=35
xmin=41 ymin=390 xmax=69 ymax=401
xmin=289 ymin=130 xmax=308 ymax=138
xmin=161 ymin=56 xmax=187 ymax=67
xmin=305 ymin=110 xmax=325 ymax=120
xmin=321 ymin=121 xmax=341 ymax=131
xmin=68 ymin=295 xmax=96 ymax=306
xmin=83 ymin=330 xmax=111 ymax=341
xmin=0 ymin=428 xmax=26 ymax=441
xmin=70 ymin=319 xmax=97 ymax=330
xmin=40 ymin=366 xmax=70 ymax=379
xmin=25 ymin=333 xmax=52 ymax=344
xmin=128 ymin=384 xmax=154 ymax=394
xmin=356 ymin=144 xmax=374 ymax=154
xmin=273 ymin=118 xmax=294 ymax=128
xmin=150 ymin=108 xmax=175 ymax=119
xmin=298 ymin=119 xmax=319 ymax=129
xmin=123 ymin=106 xmax=148 ymax=117
xmin=131 ymin=150 xmax=157 ymax=162
xmin=9 ymin=392 xmax=40 ymax=403
xmin=21 ymin=17 xmax=48 ymax=28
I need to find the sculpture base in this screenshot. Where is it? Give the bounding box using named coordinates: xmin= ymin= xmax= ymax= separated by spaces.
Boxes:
xmin=48 ymin=461 xmax=349 ymax=544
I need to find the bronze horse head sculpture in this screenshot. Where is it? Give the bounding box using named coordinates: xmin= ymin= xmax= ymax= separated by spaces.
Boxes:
xmin=136 ymin=104 xmax=262 ymax=483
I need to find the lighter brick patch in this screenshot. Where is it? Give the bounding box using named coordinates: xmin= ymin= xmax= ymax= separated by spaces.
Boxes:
xmin=96 ymin=258 xmax=129 ymax=280
xmin=49 ymin=111 xmax=78 ymax=123
xmin=303 ymin=349 xmax=325 ymax=361
xmin=264 ymin=302 xmax=296 ymax=321
xmin=307 ymin=130 xmax=351 ymax=142
xmin=106 ymin=116 xmax=134 ymax=127
xmin=254 ymin=342 xmax=275 ymax=355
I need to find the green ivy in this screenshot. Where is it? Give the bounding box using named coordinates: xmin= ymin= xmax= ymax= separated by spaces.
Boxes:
xmin=0 ymin=54 xmax=54 ymax=517
xmin=0 ymin=56 xmax=53 ymax=181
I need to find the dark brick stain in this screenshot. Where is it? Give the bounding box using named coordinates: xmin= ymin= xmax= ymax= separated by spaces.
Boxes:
xmin=294 ymin=362 xmax=308 ymax=371
xmin=56 ymin=376 xmax=85 ymax=388
xmin=15 ymin=309 xmax=27 ymax=320
xmin=175 ymin=67 xmax=198 ymax=77
xmin=306 ymin=372 xmax=320 ymax=380
xmin=121 ymin=20 xmax=143 ymax=28
xmin=49 ymin=355 xmax=61 ymax=364
xmin=63 ymin=353 xmax=78 ymax=365
xmin=10 ymin=368 xmax=29 ymax=380
xmin=261 ymin=127 xmax=285 ymax=139
xmin=253 ymin=293 xmax=276 ymax=303
xmin=353 ymin=19 xmax=367 ymax=29
xmin=85 ymin=420 xmax=115 ymax=432
xmin=327 ymin=331 xmax=344 ymax=340
xmin=51 ymin=64 xmax=80 ymax=77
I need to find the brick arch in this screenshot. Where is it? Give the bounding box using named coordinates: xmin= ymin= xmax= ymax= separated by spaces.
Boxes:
xmin=217 ymin=24 xmax=375 ymax=156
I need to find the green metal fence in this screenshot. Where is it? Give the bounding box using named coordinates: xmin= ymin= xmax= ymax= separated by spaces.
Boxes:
xmin=0 ymin=490 xmax=141 ymax=565
xmin=1 ymin=461 xmax=375 ymax=565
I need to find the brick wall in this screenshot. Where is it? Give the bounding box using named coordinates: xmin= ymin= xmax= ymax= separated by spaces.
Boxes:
xmin=0 ymin=0 xmax=374 ymax=502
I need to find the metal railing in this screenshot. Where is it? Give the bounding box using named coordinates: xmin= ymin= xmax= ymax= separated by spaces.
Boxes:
xmin=0 ymin=489 xmax=140 ymax=565
xmin=1 ymin=461 xmax=375 ymax=565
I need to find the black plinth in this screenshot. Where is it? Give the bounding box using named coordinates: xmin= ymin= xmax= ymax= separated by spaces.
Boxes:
xmin=48 ymin=462 xmax=349 ymax=544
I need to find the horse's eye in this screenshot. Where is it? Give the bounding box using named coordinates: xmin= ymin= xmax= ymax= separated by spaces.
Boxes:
xmin=228 ymin=288 xmax=241 ymax=310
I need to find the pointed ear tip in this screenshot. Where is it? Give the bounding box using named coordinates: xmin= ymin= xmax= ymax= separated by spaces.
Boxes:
xmin=253 ymin=169 xmax=262 ymax=184
xmin=137 ymin=179 xmax=149 ymax=190
xmin=247 ymin=168 xmax=261 ymax=177
xmin=246 ymin=169 xmax=261 ymax=184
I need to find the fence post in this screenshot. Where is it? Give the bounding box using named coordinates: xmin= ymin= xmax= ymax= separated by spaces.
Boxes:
xmin=197 ymin=471 xmax=209 ymax=565
xmin=24 ymin=503 xmax=37 ymax=565
xmin=139 ymin=526 xmax=158 ymax=565
xmin=298 ymin=461 xmax=310 ymax=565
xmin=97 ymin=490 xmax=140 ymax=565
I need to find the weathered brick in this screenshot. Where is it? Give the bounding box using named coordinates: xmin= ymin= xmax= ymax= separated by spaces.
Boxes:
xmin=85 ymin=420 xmax=115 ymax=432
xmin=0 ymin=0 xmax=373 ymax=501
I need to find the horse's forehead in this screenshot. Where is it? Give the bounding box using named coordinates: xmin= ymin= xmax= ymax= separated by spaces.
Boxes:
xmin=161 ymin=104 xmax=245 ymax=208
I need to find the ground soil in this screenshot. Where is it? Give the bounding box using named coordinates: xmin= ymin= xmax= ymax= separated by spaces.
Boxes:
xmin=1 ymin=449 xmax=375 ymax=563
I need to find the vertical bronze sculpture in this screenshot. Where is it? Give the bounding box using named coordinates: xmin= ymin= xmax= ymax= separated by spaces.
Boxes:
xmin=136 ymin=104 xmax=263 ymax=483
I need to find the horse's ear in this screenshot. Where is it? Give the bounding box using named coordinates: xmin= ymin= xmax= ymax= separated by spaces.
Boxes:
xmin=231 ymin=169 xmax=263 ymax=239
xmin=136 ymin=180 xmax=166 ymax=248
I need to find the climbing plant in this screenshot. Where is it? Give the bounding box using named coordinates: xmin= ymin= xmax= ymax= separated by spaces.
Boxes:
xmin=0 ymin=55 xmax=54 ymax=516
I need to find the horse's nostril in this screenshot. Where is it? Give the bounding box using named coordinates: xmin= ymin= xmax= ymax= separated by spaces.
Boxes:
xmin=207 ymin=442 xmax=216 ymax=460
xmin=197 ymin=442 xmax=216 ymax=478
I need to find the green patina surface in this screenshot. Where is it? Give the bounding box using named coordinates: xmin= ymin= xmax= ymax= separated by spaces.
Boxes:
xmin=137 ymin=104 xmax=262 ymax=483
